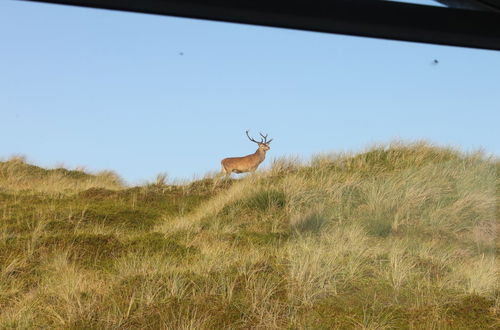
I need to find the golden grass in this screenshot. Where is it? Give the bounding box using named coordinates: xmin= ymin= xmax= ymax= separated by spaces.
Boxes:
xmin=0 ymin=156 xmax=123 ymax=193
xmin=0 ymin=141 xmax=498 ymax=328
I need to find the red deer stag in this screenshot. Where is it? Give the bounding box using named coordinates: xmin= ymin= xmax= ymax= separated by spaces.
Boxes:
xmin=221 ymin=130 xmax=273 ymax=177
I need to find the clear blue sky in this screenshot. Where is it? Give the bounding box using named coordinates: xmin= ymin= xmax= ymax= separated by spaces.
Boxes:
xmin=1 ymin=1 xmax=499 ymax=184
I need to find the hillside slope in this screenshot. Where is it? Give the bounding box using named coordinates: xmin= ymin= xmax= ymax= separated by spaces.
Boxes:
xmin=0 ymin=156 xmax=123 ymax=193
xmin=0 ymin=142 xmax=498 ymax=329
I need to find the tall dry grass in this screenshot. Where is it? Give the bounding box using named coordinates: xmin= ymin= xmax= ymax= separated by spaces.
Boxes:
xmin=1 ymin=141 xmax=498 ymax=328
xmin=0 ymin=156 xmax=123 ymax=193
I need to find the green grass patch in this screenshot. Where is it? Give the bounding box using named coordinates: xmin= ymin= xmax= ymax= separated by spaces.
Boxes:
xmin=1 ymin=142 xmax=498 ymax=329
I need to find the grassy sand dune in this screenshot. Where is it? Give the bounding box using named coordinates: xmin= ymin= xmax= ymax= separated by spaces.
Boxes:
xmin=0 ymin=142 xmax=498 ymax=329
xmin=0 ymin=156 xmax=123 ymax=193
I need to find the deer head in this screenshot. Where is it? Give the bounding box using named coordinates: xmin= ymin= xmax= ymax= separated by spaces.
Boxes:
xmin=246 ymin=130 xmax=273 ymax=151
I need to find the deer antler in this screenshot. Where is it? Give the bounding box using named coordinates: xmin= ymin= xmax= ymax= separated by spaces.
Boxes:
xmin=259 ymin=132 xmax=273 ymax=144
xmin=246 ymin=130 xmax=273 ymax=144
xmin=246 ymin=130 xmax=261 ymax=144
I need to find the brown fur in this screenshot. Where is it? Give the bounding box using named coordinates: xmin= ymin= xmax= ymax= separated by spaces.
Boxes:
xmin=221 ymin=144 xmax=270 ymax=176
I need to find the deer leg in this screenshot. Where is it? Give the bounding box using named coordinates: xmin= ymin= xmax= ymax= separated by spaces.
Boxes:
xmin=214 ymin=167 xmax=227 ymax=187
xmin=221 ymin=166 xmax=231 ymax=179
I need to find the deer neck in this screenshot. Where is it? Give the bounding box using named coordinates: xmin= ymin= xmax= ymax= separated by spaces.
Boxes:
xmin=254 ymin=148 xmax=267 ymax=162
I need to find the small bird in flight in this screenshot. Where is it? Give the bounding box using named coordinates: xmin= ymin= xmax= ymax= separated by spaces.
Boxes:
xmin=432 ymin=59 xmax=439 ymax=65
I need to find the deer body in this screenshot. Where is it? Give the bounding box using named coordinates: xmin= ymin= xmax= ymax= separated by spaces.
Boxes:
xmin=221 ymin=131 xmax=273 ymax=176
